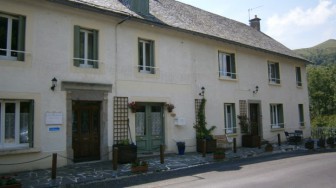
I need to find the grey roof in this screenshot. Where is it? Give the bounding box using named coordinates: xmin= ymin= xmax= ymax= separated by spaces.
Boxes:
xmin=53 ymin=0 xmax=305 ymax=61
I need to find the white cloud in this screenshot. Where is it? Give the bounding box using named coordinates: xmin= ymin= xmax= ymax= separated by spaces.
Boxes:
xmin=265 ymin=0 xmax=336 ymax=48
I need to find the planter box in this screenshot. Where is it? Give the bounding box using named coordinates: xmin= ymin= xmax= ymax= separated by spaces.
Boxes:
xmin=131 ymin=165 xmax=148 ymax=173
xmin=113 ymin=144 xmax=137 ymax=164
xmin=242 ymin=135 xmax=260 ymax=148
xmin=196 ymin=139 xmax=217 ymax=153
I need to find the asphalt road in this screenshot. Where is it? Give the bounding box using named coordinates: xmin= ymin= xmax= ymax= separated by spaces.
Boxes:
xmin=79 ymin=151 xmax=336 ymax=188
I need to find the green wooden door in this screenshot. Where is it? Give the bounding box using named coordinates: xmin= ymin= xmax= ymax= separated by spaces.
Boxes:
xmin=135 ymin=103 xmax=164 ymax=153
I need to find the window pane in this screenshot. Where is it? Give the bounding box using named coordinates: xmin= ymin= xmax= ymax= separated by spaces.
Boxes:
xmin=79 ymin=31 xmax=85 ymax=64
xmin=5 ymin=103 xmax=15 ymax=144
xmin=226 ymin=55 xmax=231 ymax=76
xmin=20 ymin=102 xmax=29 ymax=143
xmin=139 ymin=41 xmax=143 ymax=70
xmin=145 ymin=42 xmax=151 ymax=71
xmin=0 ymin=16 xmax=8 ymax=56
xmin=11 ymin=19 xmax=18 ymax=57
xmin=87 ymin=32 xmax=93 ymax=65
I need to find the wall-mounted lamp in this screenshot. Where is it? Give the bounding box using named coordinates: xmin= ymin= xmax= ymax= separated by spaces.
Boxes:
xmin=199 ymin=86 xmax=205 ymax=98
xmin=253 ymin=86 xmax=259 ymax=94
xmin=50 ymin=77 xmax=57 ymax=91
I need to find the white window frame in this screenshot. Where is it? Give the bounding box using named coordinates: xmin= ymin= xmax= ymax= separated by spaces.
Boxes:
xmin=138 ymin=39 xmax=155 ymax=74
xmin=270 ymin=104 xmax=284 ymax=129
xmin=0 ymin=100 xmax=30 ymax=149
xmin=268 ymin=61 xmax=280 ymax=84
xmin=79 ymin=28 xmax=93 ymax=68
xmin=0 ymin=14 xmax=19 ymax=61
xmin=218 ymin=52 xmax=236 ymax=79
xmin=224 ymin=103 xmax=236 ymax=134
xmin=296 ymin=66 xmax=302 ymax=87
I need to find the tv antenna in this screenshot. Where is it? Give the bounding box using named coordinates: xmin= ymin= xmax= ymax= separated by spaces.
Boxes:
xmin=248 ymin=5 xmax=263 ymax=20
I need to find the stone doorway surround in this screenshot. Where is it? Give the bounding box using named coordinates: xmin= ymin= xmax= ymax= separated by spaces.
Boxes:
xmin=61 ymin=81 xmax=112 ymax=163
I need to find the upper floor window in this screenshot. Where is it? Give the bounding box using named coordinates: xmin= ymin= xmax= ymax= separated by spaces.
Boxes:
xmin=268 ymin=61 xmax=280 ymax=84
xmin=138 ymin=39 xmax=155 ymax=74
xmin=296 ymin=66 xmax=302 ymax=87
xmin=0 ymin=13 xmax=26 ymax=61
xmin=298 ymin=104 xmax=304 ymax=126
xmin=270 ymin=104 xmax=284 ymax=129
xmin=218 ymin=52 xmax=236 ymax=79
xmin=74 ymin=26 xmax=99 ymax=68
xmin=0 ymin=100 xmax=34 ymax=149
xmin=224 ymin=103 xmax=237 ymax=134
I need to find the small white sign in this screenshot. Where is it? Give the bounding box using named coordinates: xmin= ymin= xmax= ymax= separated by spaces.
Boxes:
xmin=45 ymin=112 xmax=63 ymax=125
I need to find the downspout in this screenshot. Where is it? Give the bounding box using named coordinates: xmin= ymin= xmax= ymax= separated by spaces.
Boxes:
xmin=114 ymin=15 xmax=131 ymax=96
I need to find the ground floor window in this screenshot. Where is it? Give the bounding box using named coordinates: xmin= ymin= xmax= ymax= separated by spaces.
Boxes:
xmin=224 ymin=103 xmax=236 ymax=134
xmin=0 ymin=100 xmax=34 ymax=149
xmin=270 ymin=104 xmax=284 ymax=129
xmin=298 ymin=104 xmax=304 ymax=126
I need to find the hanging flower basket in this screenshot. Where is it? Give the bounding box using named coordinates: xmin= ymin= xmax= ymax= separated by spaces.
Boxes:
xmin=165 ymin=103 xmax=175 ymax=113
xmin=128 ymin=101 xmax=137 ymax=113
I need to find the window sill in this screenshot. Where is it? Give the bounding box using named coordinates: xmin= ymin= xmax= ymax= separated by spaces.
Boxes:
xmin=296 ymin=85 xmax=303 ymax=89
xmin=268 ymin=82 xmax=281 ymax=86
xmin=0 ymin=147 xmax=41 ymax=156
xmin=219 ymin=77 xmax=238 ymax=82
xmin=226 ymin=133 xmax=238 ymax=137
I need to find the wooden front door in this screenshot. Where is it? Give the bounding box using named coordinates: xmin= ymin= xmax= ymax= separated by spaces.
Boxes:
xmin=72 ymin=101 xmax=100 ymax=162
xmin=249 ymin=103 xmax=260 ymax=136
xmin=135 ymin=103 xmax=164 ymax=153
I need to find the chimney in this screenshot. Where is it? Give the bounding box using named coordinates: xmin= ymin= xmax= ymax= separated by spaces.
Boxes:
xmin=129 ymin=0 xmax=149 ymax=15
xmin=249 ymin=15 xmax=261 ymax=31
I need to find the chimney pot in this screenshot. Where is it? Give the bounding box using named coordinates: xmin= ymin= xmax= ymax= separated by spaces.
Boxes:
xmin=250 ymin=15 xmax=261 ymax=31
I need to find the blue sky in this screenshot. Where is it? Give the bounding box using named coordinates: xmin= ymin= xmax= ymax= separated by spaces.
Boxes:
xmin=176 ymin=0 xmax=336 ymax=49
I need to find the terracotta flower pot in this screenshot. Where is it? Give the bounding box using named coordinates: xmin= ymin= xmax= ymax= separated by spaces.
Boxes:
xmin=131 ymin=165 xmax=148 ymax=173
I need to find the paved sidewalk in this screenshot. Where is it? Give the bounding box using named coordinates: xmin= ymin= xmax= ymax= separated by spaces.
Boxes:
xmin=2 ymin=144 xmax=312 ymax=188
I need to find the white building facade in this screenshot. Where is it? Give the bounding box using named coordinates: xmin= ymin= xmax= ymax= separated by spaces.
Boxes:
xmin=0 ymin=0 xmax=310 ymax=173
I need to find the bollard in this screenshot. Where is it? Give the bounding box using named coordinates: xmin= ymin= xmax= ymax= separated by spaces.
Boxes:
xmin=160 ymin=144 xmax=164 ymax=164
xmin=202 ymin=139 xmax=206 ymax=157
xmin=113 ymin=147 xmax=118 ymax=170
xmin=233 ymin=138 xmax=237 ymax=153
xmin=278 ymin=133 xmax=281 ymax=146
xmin=52 ymin=153 xmax=57 ymax=179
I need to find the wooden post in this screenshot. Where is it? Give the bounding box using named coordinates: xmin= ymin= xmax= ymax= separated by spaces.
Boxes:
xmin=233 ymin=138 xmax=237 ymax=153
xmin=278 ymin=133 xmax=281 ymax=146
xmin=113 ymin=147 xmax=118 ymax=170
xmin=51 ymin=153 xmax=57 ymax=179
xmin=202 ymin=139 xmax=206 ymax=157
xmin=160 ymin=144 xmax=164 ymax=164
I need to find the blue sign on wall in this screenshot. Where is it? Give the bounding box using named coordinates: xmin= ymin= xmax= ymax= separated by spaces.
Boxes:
xmin=48 ymin=127 xmax=60 ymax=132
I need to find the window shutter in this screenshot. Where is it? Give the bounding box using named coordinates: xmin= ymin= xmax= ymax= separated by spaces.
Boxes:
xmin=267 ymin=62 xmax=271 ymax=82
xmin=93 ymin=29 xmax=99 ymax=68
xmin=275 ymin=63 xmax=280 ymax=84
xmin=150 ymin=41 xmax=155 ymax=74
xmin=279 ymin=105 xmax=284 ymax=126
xmin=17 ymin=16 xmax=26 ymax=61
xmin=232 ymin=104 xmax=236 ymax=133
xmin=224 ymin=104 xmax=227 ymax=131
xmin=231 ymin=54 xmax=236 ymax=79
xmin=73 ymin=25 xmax=80 ymax=67
xmin=28 ymin=100 xmax=34 ymax=148
xmin=138 ymin=40 xmax=142 ymax=72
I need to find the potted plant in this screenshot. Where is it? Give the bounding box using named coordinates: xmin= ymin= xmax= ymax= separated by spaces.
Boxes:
xmin=193 ymin=98 xmax=217 ymax=153
xmin=131 ymin=159 xmax=148 ymax=173
xmin=165 ymin=103 xmax=175 ymax=113
xmin=0 ymin=176 xmax=21 ymax=188
xmin=213 ymin=148 xmax=225 ymax=160
xmin=128 ymin=101 xmax=137 ymax=113
xmin=305 ymin=138 xmax=314 ymax=150
xmin=265 ymin=143 xmax=273 ymax=152
xmin=113 ymin=139 xmax=137 ymax=164
xmin=176 ymin=141 xmax=185 ymax=155
xmin=238 ymin=114 xmax=260 ymax=148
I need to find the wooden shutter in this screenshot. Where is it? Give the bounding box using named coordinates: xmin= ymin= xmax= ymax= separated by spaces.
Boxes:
xmin=231 ymin=54 xmax=236 ymax=79
xmin=73 ymin=25 xmax=80 ymax=67
xmin=93 ymin=29 xmax=99 ymax=68
xmin=150 ymin=41 xmax=155 ymax=74
xmin=275 ymin=63 xmax=280 ymax=84
xmin=17 ymin=16 xmax=26 ymax=61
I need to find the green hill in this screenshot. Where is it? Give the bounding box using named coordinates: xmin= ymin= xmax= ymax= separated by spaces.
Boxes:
xmin=294 ymin=39 xmax=336 ymax=65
